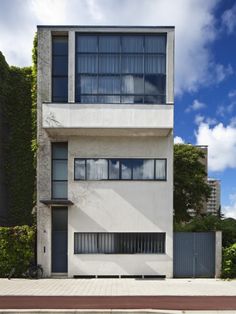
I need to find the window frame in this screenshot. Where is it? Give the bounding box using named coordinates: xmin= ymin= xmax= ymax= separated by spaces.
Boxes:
xmin=74 ymin=158 xmax=167 ymax=181
xmin=51 ymin=142 xmax=68 ymax=199
xmin=52 ymin=36 xmax=68 ymax=103
xmin=75 ymin=33 xmax=167 ymax=104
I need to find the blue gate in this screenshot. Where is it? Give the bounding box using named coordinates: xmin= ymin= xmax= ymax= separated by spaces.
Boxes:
xmin=174 ymin=232 xmax=215 ymax=278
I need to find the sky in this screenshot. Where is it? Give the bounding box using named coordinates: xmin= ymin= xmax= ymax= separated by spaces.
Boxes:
xmin=0 ymin=0 xmax=236 ymax=218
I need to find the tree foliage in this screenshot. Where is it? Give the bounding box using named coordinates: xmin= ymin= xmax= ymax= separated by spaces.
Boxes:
xmin=174 ymin=144 xmax=211 ymax=222
xmin=222 ymin=243 xmax=236 ymax=279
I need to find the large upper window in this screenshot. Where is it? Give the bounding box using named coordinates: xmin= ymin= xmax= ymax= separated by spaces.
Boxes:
xmin=52 ymin=36 xmax=68 ymax=102
xmin=75 ymin=34 xmax=166 ymax=104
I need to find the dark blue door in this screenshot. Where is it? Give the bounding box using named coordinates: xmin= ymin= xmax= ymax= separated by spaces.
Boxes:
xmin=52 ymin=207 xmax=68 ymax=273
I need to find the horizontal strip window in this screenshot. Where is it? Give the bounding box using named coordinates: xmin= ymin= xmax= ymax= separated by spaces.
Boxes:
xmin=74 ymin=158 xmax=167 ymax=181
xmin=74 ymin=232 xmax=165 ymax=254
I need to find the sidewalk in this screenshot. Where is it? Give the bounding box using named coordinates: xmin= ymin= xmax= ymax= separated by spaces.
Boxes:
xmin=0 ymin=278 xmax=236 ymax=312
xmin=0 ymin=278 xmax=235 ymax=296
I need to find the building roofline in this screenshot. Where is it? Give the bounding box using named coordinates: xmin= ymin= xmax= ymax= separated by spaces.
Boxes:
xmin=37 ymin=25 xmax=175 ymax=29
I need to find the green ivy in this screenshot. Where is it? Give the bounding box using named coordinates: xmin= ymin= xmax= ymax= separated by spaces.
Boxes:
xmin=0 ymin=50 xmax=35 ymax=225
xmin=0 ymin=225 xmax=35 ymax=277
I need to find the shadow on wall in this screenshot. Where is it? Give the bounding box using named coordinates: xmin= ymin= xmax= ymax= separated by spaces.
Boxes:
xmin=70 ymin=181 xmax=172 ymax=232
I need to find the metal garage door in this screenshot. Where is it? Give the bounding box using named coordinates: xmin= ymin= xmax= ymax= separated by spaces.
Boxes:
xmin=174 ymin=232 xmax=215 ymax=278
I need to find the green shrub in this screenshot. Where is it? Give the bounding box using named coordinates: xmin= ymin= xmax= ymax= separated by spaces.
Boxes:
xmin=222 ymin=243 xmax=236 ymax=279
xmin=0 ymin=225 xmax=35 ymax=277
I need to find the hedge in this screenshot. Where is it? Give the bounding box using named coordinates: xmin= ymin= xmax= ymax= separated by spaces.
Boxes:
xmin=0 ymin=225 xmax=35 ymax=277
xmin=222 ymin=243 xmax=236 ymax=279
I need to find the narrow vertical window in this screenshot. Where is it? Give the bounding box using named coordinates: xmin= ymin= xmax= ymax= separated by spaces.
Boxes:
xmin=52 ymin=143 xmax=68 ymax=199
xmin=52 ymin=36 xmax=68 ymax=102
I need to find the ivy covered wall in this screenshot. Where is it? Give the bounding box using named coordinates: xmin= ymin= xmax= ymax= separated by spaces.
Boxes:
xmin=0 ymin=51 xmax=35 ymax=226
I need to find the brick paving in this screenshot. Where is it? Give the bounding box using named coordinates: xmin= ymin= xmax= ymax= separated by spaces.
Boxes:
xmin=0 ymin=296 xmax=236 ymax=310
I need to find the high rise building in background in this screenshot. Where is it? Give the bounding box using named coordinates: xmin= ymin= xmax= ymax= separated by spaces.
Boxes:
xmin=207 ymin=178 xmax=221 ymax=216
xmin=37 ymin=26 xmax=175 ymax=278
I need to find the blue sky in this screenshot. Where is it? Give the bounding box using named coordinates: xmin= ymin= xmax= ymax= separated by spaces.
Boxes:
xmin=0 ymin=0 xmax=236 ymax=218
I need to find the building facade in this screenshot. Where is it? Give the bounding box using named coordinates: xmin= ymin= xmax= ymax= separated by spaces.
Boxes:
xmin=37 ymin=26 xmax=175 ymax=277
xmin=207 ymin=179 xmax=221 ymax=216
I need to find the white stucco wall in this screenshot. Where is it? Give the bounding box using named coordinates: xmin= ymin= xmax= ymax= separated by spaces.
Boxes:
xmin=67 ymin=135 xmax=173 ymax=277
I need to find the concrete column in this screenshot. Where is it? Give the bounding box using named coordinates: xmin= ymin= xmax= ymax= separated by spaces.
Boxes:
xmin=166 ymin=30 xmax=174 ymax=105
xmin=215 ymin=231 xmax=222 ymax=278
xmin=68 ymin=31 xmax=75 ymax=103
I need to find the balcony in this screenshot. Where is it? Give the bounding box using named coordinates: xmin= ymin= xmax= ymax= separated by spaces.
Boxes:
xmin=42 ymin=103 xmax=173 ymax=136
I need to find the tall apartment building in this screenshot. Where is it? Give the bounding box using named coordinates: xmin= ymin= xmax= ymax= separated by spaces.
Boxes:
xmin=207 ymin=179 xmax=221 ymax=216
xmin=37 ymin=26 xmax=174 ymax=277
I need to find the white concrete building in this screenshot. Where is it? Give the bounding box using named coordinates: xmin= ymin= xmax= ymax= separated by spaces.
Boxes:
xmin=207 ymin=179 xmax=221 ymax=216
xmin=37 ymin=26 xmax=175 ymax=278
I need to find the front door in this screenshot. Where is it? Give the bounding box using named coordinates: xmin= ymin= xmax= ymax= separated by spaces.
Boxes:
xmin=52 ymin=207 xmax=68 ymax=273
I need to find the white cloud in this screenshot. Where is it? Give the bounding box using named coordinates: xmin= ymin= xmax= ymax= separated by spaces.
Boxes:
xmin=228 ymin=90 xmax=236 ymax=98
xmin=174 ymin=136 xmax=185 ymax=144
xmin=195 ymin=122 xmax=236 ymax=171
xmin=222 ymin=3 xmax=236 ymax=34
xmin=223 ymin=193 xmax=236 ymax=219
xmin=194 ymin=114 xmax=205 ymax=125
xmin=214 ymin=63 xmax=233 ymax=83
xmin=186 ymin=99 xmax=206 ymax=113
xmin=0 ymin=0 xmax=232 ymax=94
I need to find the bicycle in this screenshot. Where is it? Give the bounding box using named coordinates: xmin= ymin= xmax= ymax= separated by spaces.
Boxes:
xmin=8 ymin=263 xmax=43 ymax=280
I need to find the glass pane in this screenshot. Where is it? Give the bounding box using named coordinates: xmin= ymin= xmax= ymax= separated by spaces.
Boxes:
xmin=53 ymin=160 xmax=68 ymax=180
xmin=121 ymin=54 xmax=143 ymax=73
xmin=52 ymin=77 xmax=68 ymax=102
xmin=87 ymin=159 xmax=108 ymax=180
xmin=97 ymin=95 xmax=120 ymax=103
xmin=77 ymin=54 xmax=98 ymax=73
xmin=109 ymin=159 xmax=120 ymax=179
xmin=121 ymin=160 xmax=132 ymax=179
xmin=79 ymin=95 xmax=98 ymax=103
xmin=145 ymin=55 xmax=166 ymax=74
xmin=145 ymin=35 xmax=166 ymax=53
xmin=52 ymin=143 xmax=68 ymax=159
xmin=145 ymin=74 xmax=166 ymax=95
xmin=122 ymin=36 xmax=143 ymax=52
xmin=144 ymin=95 xmax=165 ymax=104
xmin=52 ymin=56 xmax=68 ymax=76
xmin=98 ymin=76 xmax=120 ymax=94
xmin=121 ymin=95 xmax=143 ymax=104
xmin=74 ymin=159 xmax=86 ymax=180
xmin=99 ymin=36 xmax=120 ymax=52
xmin=122 ymin=75 xmax=143 ymax=94
xmin=155 ymin=159 xmax=166 ymax=180
xmin=98 ymin=233 xmax=115 ymax=253
xmin=52 ymin=37 xmax=68 ymax=55
xmin=77 ymin=35 xmax=97 ymax=52
xmin=79 ymin=75 xmax=97 ymax=94
xmin=99 ymin=55 xmax=120 ymax=73
xmin=133 ymin=159 xmax=154 ymax=180
xmin=52 ymin=181 xmax=67 ymax=199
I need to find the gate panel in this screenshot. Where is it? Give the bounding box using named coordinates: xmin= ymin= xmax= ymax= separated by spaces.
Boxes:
xmin=173 ymin=232 xmax=194 ymax=277
xmin=174 ymin=232 xmax=215 ymax=278
xmin=194 ymin=232 xmax=215 ymax=277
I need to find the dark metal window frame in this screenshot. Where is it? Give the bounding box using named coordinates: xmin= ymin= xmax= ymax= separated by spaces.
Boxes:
xmin=52 ymin=36 xmax=68 ymax=103
xmin=74 ymin=158 xmax=167 ymax=181
xmin=75 ymin=33 xmax=166 ymax=104
xmin=74 ymin=232 xmax=166 ymax=254
xmin=51 ymin=142 xmax=68 ymax=200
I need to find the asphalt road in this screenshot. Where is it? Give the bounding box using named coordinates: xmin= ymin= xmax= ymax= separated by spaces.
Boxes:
xmin=0 ymin=296 xmax=236 ymax=310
